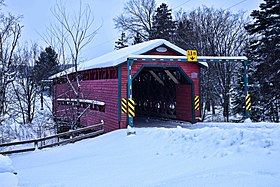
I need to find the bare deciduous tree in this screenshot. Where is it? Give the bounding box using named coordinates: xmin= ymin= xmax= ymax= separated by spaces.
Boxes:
xmin=175 ymin=7 xmax=250 ymax=121
xmin=43 ymin=0 xmax=100 ymax=70
xmin=0 ymin=2 xmax=23 ymax=123
xmin=43 ymin=0 xmax=100 ymax=129
xmin=11 ymin=44 xmax=39 ymax=124
xmin=114 ymin=0 xmax=156 ymax=41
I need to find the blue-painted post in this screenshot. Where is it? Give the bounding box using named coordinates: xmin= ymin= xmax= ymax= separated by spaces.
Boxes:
xmin=127 ymin=59 xmax=134 ymax=127
xmin=244 ymin=60 xmax=250 ymax=119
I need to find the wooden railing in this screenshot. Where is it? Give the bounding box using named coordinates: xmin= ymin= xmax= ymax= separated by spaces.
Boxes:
xmin=0 ymin=121 xmax=104 ymax=155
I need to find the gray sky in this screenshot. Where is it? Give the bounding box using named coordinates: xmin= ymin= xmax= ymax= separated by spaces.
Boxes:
xmin=4 ymin=0 xmax=262 ymax=61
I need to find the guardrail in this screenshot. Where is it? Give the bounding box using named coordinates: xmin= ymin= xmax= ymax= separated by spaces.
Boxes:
xmin=0 ymin=121 xmax=104 ymax=155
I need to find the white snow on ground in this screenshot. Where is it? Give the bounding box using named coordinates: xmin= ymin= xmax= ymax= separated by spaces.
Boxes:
xmin=2 ymin=121 xmax=280 ymax=187
xmin=0 ymin=155 xmax=18 ymax=187
xmin=0 ymin=95 xmax=55 ymax=144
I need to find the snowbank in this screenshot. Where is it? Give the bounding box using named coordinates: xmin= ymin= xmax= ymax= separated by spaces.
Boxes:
xmin=9 ymin=122 xmax=280 ymax=186
xmin=0 ymin=154 xmax=18 ymax=187
xmin=196 ymin=120 xmax=280 ymax=129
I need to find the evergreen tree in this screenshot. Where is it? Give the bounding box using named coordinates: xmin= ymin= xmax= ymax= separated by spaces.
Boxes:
xmin=245 ymin=0 xmax=280 ymax=122
xmin=114 ymin=32 xmax=128 ymax=50
xmin=150 ymin=3 xmax=176 ymax=41
xmin=231 ymin=64 xmax=246 ymax=121
xmin=133 ymin=32 xmax=143 ymax=44
xmin=33 ymin=46 xmax=59 ymax=83
xmin=231 ymin=41 xmax=260 ymax=122
xmin=231 ymin=62 xmax=263 ymax=122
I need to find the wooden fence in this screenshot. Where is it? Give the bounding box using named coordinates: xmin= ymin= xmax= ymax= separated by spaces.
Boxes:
xmin=0 ymin=121 xmax=104 ymax=155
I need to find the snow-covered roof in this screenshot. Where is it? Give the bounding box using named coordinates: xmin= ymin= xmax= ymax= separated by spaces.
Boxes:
xmin=81 ymin=39 xmax=197 ymax=69
xmin=51 ymin=39 xmax=207 ymax=78
xmin=51 ymin=39 xmax=249 ymax=79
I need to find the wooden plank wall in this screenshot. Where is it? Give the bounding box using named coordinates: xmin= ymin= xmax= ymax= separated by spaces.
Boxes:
xmin=53 ymin=79 xmax=119 ymax=132
xmin=176 ymin=84 xmax=192 ymax=121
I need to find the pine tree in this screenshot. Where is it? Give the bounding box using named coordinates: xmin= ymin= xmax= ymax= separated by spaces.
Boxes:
xmin=150 ymin=3 xmax=176 ymax=41
xmin=33 ymin=46 xmax=59 ymax=83
xmin=245 ymin=0 xmax=280 ymax=122
xmin=133 ymin=32 xmax=142 ymax=44
xmin=231 ymin=64 xmax=246 ymax=122
xmin=231 ymin=62 xmax=263 ymax=122
xmin=114 ymin=32 xmax=128 ymax=50
xmin=33 ymin=46 xmax=59 ymax=101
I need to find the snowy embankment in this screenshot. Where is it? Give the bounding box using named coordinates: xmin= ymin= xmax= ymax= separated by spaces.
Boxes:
xmin=4 ymin=121 xmax=280 ymax=187
xmin=0 ymin=155 xmax=18 ymax=186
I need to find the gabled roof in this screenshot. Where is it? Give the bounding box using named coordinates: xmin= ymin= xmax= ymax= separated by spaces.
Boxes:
xmin=81 ymin=39 xmax=208 ymax=69
xmin=51 ymin=39 xmax=207 ymax=78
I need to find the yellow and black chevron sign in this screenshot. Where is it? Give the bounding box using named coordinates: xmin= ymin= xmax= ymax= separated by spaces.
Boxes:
xmin=121 ymin=98 xmax=127 ymax=114
xmin=127 ymin=98 xmax=135 ymax=117
xmin=245 ymin=94 xmax=252 ymax=111
xmin=194 ymin=96 xmax=200 ymax=110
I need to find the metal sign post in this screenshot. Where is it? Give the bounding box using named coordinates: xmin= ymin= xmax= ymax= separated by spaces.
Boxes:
xmin=197 ymin=56 xmax=251 ymax=120
xmin=244 ymin=60 xmax=251 ymax=119
xmin=127 ymin=59 xmax=133 ymax=127
xmin=127 ymin=59 xmax=136 ymax=135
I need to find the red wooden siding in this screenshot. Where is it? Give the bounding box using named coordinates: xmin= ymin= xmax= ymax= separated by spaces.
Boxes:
xmin=53 ymin=79 xmax=119 ymax=132
xmin=176 ymin=84 xmax=192 ymax=121
xmin=120 ymin=65 xmax=128 ymax=129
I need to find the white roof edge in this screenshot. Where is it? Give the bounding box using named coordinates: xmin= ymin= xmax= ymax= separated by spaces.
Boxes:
xmin=128 ymin=54 xmax=208 ymax=67
xmin=198 ymin=56 xmax=248 ymax=60
xmin=49 ymin=68 xmax=76 ymax=79
xmin=128 ymin=54 xmax=189 ymax=59
xmin=130 ymin=55 xmax=248 ymax=60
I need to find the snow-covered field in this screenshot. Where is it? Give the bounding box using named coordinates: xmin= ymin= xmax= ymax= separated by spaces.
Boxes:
xmin=1 ymin=121 xmax=280 ymax=187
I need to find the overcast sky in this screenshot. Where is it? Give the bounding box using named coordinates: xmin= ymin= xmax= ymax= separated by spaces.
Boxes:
xmin=4 ymin=0 xmax=262 ymax=61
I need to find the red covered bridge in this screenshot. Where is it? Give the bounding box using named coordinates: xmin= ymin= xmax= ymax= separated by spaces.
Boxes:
xmin=52 ymin=39 xmax=207 ymax=132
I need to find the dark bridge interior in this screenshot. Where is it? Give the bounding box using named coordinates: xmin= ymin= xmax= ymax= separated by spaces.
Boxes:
xmin=132 ymin=66 xmax=191 ymax=120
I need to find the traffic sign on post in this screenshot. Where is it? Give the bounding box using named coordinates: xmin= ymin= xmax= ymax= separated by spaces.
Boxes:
xmin=194 ymin=96 xmax=200 ymax=110
xmin=245 ymin=94 xmax=252 ymax=111
xmin=121 ymin=98 xmax=127 ymax=114
xmin=127 ymin=98 xmax=135 ymax=117
xmin=187 ymin=50 xmax=198 ymax=62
